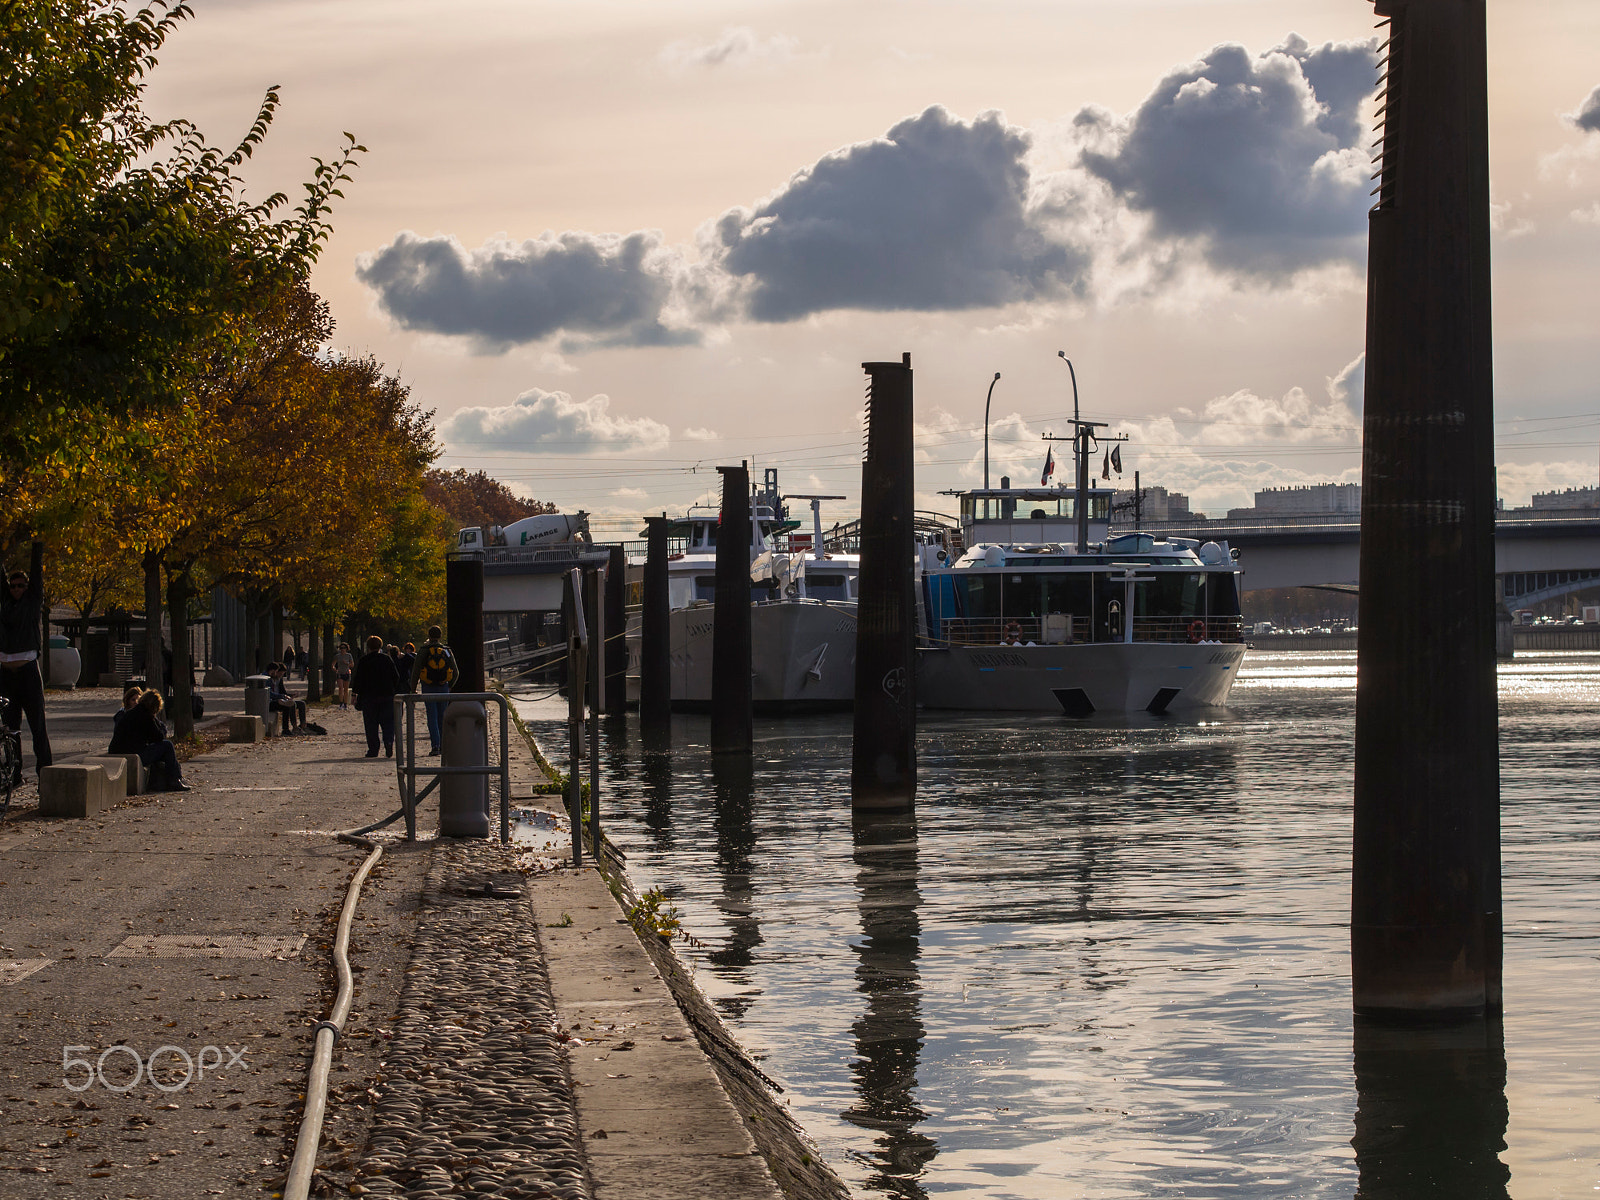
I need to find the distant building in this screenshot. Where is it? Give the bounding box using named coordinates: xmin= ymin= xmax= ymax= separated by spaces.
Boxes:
xmin=1227 ymin=483 xmax=1360 ymax=519
xmin=1111 ymin=484 xmax=1191 ymax=522
xmin=1529 ymin=485 xmax=1600 ymax=511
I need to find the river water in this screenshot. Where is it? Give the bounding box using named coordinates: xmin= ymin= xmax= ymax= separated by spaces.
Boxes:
xmin=513 ymin=651 xmax=1600 ymax=1199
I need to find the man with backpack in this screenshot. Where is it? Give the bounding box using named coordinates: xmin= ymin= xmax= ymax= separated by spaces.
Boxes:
xmin=409 ymin=625 xmax=457 ymax=756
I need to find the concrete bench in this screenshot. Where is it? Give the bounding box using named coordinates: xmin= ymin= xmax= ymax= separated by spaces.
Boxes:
xmin=229 ymin=714 xmax=267 ymax=744
xmin=95 ymin=752 xmax=146 ymax=796
xmin=38 ymin=761 xmax=123 ymax=818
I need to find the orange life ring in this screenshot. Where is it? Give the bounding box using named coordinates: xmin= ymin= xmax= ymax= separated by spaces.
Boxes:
xmin=1187 ymin=619 xmax=1205 ymax=644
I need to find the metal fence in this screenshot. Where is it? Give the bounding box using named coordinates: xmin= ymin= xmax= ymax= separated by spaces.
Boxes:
xmin=393 ymin=692 xmax=513 ymax=842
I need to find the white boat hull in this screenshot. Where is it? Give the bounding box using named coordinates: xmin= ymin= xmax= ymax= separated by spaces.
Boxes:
xmin=627 ymin=600 xmax=858 ymax=711
xmin=917 ymin=641 xmax=1245 ymax=715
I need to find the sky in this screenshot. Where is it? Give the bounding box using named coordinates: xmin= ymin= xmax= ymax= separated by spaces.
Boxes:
xmin=145 ymin=0 xmax=1600 ymax=533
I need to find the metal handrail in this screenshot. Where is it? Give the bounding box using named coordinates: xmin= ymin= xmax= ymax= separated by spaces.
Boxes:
xmin=393 ymin=692 xmax=513 ymax=842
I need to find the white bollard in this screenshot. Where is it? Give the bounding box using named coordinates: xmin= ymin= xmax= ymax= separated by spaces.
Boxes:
xmin=439 ymin=700 xmax=489 ymax=838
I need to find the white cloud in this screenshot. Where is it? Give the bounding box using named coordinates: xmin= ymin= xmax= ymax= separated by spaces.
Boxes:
xmin=681 ymin=427 xmax=719 ymax=441
xmin=1496 ymin=460 xmax=1597 ymax=508
xmin=658 ymin=27 xmax=800 ymax=73
xmin=441 ymin=388 xmax=670 ymax=452
xmin=1566 ymin=85 xmax=1600 ymax=134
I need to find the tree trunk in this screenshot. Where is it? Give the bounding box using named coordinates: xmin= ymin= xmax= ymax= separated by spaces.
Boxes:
xmin=323 ymin=621 xmax=336 ymax=684
xmin=271 ymin=601 xmax=283 ymax=669
xmin=243 ymin=594 xmax=259 ymax=678
xmin=307 ymin=622 xmax=322 ymax=702
xmin=142 ymin=550 xmax=164 ymax=693
xmin=168 ymin=569 xmax=194 ymax=739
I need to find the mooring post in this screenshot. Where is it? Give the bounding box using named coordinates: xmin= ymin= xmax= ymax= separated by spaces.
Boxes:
xmin=446 ymin=557 xmax=486 ymax=694
xmin=711 ymin=464 xmax=753 ymax=756
xmin=1352 ymin=0 xmax=1501 ymax=1018
xmin=852 ymin=353 xmax=917 ymax=808
xmin=605 ymin=544 xmax=627 ymax=713
xmin=640 ymin=515 xmax=673 ymax=733
xmin=564 ymin=569 xmax=586 ymax=867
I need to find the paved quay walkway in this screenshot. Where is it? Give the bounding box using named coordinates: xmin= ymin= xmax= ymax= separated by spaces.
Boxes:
xmin=0 ymin=688 xmax=802 ymax=1199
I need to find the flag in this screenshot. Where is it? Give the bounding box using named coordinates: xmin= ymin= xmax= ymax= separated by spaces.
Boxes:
xmin=1040 ymin=445 xmax=1055 ymax=486
xmin=1101 ymin=450 xmax=1110 ymax=480
xmin=1111 ymin=445 xmax=1122 ymax=475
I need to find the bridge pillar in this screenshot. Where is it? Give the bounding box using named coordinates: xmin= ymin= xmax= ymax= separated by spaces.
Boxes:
xmin=1352 ymin=0 xmax=1501 ymax=1019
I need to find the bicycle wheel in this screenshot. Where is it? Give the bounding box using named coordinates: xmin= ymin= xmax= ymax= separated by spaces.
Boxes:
xmin=0 ymin=727 xmax=15 ymax=816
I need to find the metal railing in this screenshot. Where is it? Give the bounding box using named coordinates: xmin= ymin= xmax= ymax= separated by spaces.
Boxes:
xmin=934 ymin=614 xmax=1245 ymax=647
xmin=393 ymin=692 xmax=513 ymax=842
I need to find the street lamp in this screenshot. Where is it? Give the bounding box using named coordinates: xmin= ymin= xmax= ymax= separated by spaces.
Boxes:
xmin=982 ymin=372 xmax=1001 ymax=490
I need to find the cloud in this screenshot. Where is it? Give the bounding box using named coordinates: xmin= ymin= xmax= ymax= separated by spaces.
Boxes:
xmin=659 ymin=27 xmax=799 ymax=72
xmin=681 ymin=427 xmax=719 ymax=441
xmin=1077 ymin=35 xmax=1376 ymax=279
xmin=440 ymin=388 xmax=669 ymax=452
xmin=707 ymin=106 xmax=1090 ymax=321
xmin=1567 ymin=85 xmax=1600 ymax=134
xmin=354 ymin=231 xmax=697 ymax=352
xmin=1496 ymin=460 xmax=1598 ymax=508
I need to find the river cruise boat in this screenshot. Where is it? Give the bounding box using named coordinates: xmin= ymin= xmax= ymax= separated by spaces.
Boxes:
xmin=917 ymin=478 xmax=1246 ymax=716
xmin=628 ymin=473 xmax=861 ymax=711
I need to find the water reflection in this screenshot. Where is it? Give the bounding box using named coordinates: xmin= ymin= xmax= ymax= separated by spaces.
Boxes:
xmin=844 ymin=811 xmax=935 ymax=1197
xmin=1352 ymin=1017 xmax=1510 ymax=1199
xmin=709 ymin=756 xmax=763 ymax=1013
xmin=639 ymin=728 xmax=674 ymax=850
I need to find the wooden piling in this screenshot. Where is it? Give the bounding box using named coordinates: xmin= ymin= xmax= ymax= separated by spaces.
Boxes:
xmin=1352 ymin=0 xmax=1502 ymax=1018
xmin=640 ymin=515 xmax=673 ymax=731
xmin=852 ymin=354 xmax=917 ymax=808
xmin=605 ymin=545 xmax=627 ymax=713
xmin=445 ymin=556 xmax=486 ymax=694
xmin=711 ymin=465 xmax=753 ymax=756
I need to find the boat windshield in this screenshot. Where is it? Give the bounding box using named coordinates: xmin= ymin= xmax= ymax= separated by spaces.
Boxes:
xmin=961 ymin=494 xmax=1110 ymax=522
xmin=807 ymin=573 xmax=852 ymax=601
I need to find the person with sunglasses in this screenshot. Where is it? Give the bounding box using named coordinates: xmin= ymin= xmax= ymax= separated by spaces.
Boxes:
xmin=0 ymin=542 xmax=53 ymax=787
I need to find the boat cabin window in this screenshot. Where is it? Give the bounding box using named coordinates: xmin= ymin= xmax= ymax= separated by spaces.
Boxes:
xmin=961 ymin=494 xmax=1110 ymax=522
xmin=693 ymin=575 xmax=716 ymax=602
xmin=692 ymin=522 xmax=717 ymax=549
xmin=808 ymin=573 xmax=850 ymax=602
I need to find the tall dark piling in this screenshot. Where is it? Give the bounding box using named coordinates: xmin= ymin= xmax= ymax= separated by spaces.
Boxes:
xmin=852 ymin=354 xmax=917 ymax=808
xmin=640 ymin=515 xmax=673 ymax=733
xmin=605 ymin=544 xmax=627 ymax=714
xmin=445 ymin=556 xmax=486 ymax=693
xmin=1353 ymin=0 xmax=1501 ymax=1018
xmin=711 ymin=464 xmax=753 ymax=756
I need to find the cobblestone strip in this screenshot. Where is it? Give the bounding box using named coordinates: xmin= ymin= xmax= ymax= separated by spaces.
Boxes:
xmin=354 ymin=842 xmax=592 ymax=1199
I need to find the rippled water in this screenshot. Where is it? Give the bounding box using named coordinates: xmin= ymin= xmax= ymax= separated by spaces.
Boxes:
xmin=514 ymin=651 xmax=1600 ymax=1199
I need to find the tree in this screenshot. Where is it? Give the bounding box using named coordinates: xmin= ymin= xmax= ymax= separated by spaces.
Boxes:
xmin=1 ymin=0 xmax=363 ymax=543
xmin=423 ymin=467 xmax=555 ymax=531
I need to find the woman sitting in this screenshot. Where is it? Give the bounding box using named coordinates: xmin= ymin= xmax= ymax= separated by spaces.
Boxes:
xmin=109 ymin=690 xmax=190 ymax=792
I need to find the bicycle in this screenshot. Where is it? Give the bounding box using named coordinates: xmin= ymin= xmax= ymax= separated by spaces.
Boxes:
xmin=0 ymin=695 xmax=17 ymax=817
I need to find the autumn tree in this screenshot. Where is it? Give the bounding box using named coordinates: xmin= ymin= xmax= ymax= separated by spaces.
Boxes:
xmin=423 ymin=468 xmax=555 ymax=531
xmin=1 ymin=0 xmax=362 ymax=545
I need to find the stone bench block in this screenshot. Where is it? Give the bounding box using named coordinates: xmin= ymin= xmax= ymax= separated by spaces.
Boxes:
xmin=86 ymin=754 xmax=143 ymax=796
xmin=229 ymin=714 xmax=266 ymax=744
xmin=38 ymin=764 xmax=117 ymax=818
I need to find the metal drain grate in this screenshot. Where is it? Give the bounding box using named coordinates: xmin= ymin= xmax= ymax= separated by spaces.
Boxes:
xmin=107 ymin=934 xmax=306 ymax=959
xmin=1 ymin=959 xmax=53 ymax=985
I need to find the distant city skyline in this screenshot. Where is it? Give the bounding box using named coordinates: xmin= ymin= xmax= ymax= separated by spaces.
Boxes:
xmin=143 ymin=1 xmax=1600 ymax=520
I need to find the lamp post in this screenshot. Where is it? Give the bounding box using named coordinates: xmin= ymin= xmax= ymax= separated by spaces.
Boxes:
xmin=981 ymin=372 xmax=1001 ymax=491
xmin=1059 ymin=351 xmax=1089 ymax=552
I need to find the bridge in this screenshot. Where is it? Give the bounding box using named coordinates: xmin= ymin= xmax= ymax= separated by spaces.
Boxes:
xmin=1129 ymin=512 xmax=1600 ymax=603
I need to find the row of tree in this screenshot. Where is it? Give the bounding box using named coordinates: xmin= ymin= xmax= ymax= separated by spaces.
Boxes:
xmin=1 ymin=3 xmax=550 ymax=736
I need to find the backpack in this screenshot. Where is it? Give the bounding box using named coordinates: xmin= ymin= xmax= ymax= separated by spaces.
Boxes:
xmin=419 ymin=642 xmax=456 ymax=685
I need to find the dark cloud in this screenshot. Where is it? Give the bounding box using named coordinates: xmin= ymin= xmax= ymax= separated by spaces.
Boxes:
xmin=1078 ymin=36 xmax=1376 ymax=278
xmin=440 ymin=388 xmax=669 ymax=452
xmin=353 ymin=231 xmax=696 ymax=352
xmin=708 ymin=106 xmax=1089 ymax=321
xmin=1570 ymin=85 xmax=1600 ymax=133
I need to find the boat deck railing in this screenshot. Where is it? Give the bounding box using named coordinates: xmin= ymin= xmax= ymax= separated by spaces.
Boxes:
xmin=933 ymin=615 xmax=1246 ymax=647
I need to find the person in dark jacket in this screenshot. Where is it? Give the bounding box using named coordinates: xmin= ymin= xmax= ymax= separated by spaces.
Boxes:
xmin=266 ymin=662 xmax=307 ymax=734
xmin=0 ymin=541 xmax=53 ymax=786
xmin=109 ymin=690 xmax=188 ymax=791
xmin=351 ymin=634 xmax=403 ymax=758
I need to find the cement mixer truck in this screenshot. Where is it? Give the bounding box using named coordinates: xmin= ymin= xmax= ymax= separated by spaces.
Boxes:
xmin=455 ymin=512 xmax=592 ymax=555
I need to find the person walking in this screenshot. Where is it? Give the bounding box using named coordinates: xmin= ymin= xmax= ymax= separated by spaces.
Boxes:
xmin=352 ymin=635 xmax=403 ymax=758
xmin=0 ymin=542 xmax=53 ymax=787
xmin=409 ymin=625 xmax=457 ymax=756
xmin=333 ymin=641 xmax=355 ymax=710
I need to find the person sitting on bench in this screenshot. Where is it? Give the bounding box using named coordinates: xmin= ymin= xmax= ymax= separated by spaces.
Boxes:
xmin=109 ymin=690 xmax=189 ymax=792
xmin=266 ymin=661 xmax=307 ymax=734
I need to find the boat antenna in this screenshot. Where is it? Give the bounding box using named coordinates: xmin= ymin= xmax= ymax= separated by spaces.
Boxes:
xmin=982 ymin=372 xmax=1001 ymax=491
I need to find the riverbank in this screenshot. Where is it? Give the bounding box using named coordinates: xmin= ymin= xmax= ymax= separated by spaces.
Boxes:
xmin=0 ymin=688 xmax=823 ymax=1199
